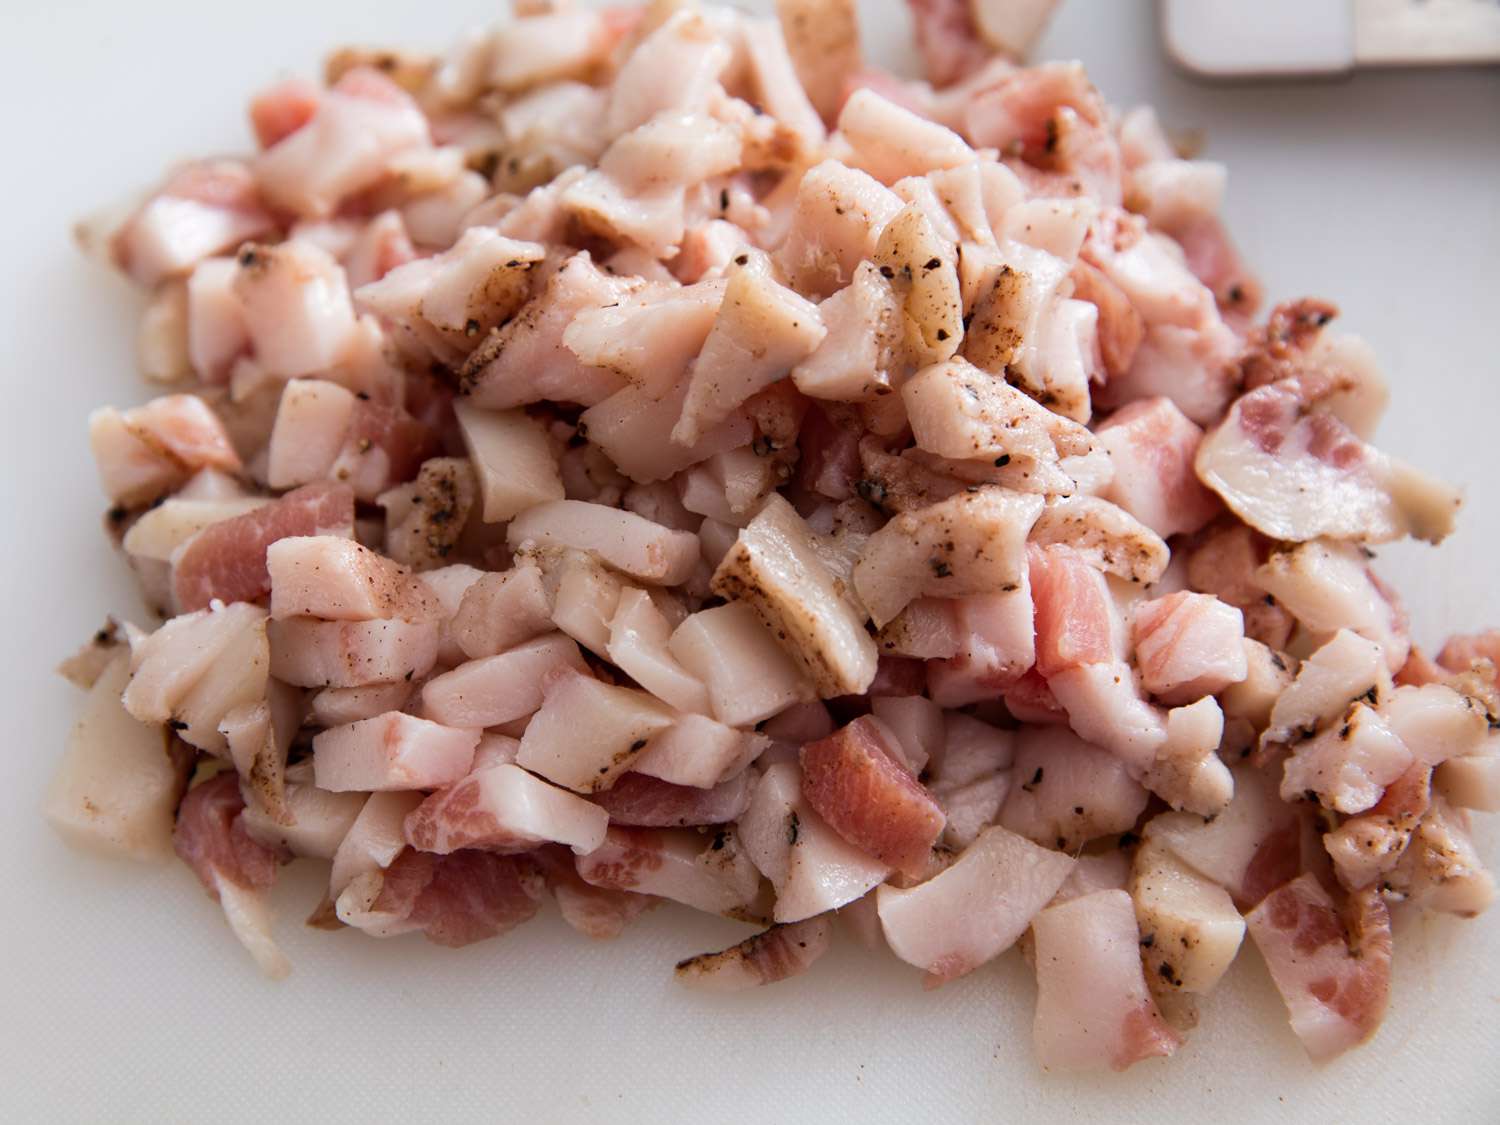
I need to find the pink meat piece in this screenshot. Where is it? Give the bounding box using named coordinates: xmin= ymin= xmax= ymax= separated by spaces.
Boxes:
xmin=1171 ymin=213 xmax=1263 ymax=327
xmin=591 ymin=770 xmax=753 ymax=828
xmin=1003 ymin=668 xmax=1068 ymax=724
xmin=796 ymin=404 xmax=864 ymax=501
xmin=905 ymin=0 xmax=992 ymax=86
xmin=1094 ymin=397 xmax=1220 ymax=540
xmin=173 ymin=772 xmax=280 ymax=896
xmin=403 ymin=763 xmax=606 ymax=856
xmin=112 ymin=161 xmax=277 ymax=286
xmin=926 ymin=585 xmax=1037 ymax=707
xmin=90 ymin=394 xmax=242 ymax=506
xmin=1437 ymin=630 xmax=1500 ymax=674
xmin=1132 ymin=591 xmax=1247 ymax=705
xmin=312 ymin=711 xmax=478 ymax=792
xmin=1184 ymin=525 xmax=1294 ymax=650
xmin=1069 ymin=260 xmax=1143 ymax=380
xmin=533 ymin=844 xmax=657 ymax=940
xmin=249 ymin=78 xmax=321 ymax=149
xmin=1246 ymin=875 xmax=1392 ymax=1061
xmin=267 ymin=536 xmax=438 ymax=621
xmin=800 ymin=715 xmax=946 ymax=876
xmin=334 ymin=397 xmax=442 ymax=501
xmin=370 ymin=847 xmax=545 ymax=948
xmin=1029 ymin=544 xmax=1119 ymax=677
xmin=173 ymin=482 xmax=355 ymax=612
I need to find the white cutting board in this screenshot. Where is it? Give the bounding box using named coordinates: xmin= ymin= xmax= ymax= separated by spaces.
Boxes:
xmin=1 ymin=2 xmax=1496 ymax=1120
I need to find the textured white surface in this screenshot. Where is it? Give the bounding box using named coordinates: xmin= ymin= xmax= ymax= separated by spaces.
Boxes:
xmin=2 ymin=1 xmax=1498 ymax=1121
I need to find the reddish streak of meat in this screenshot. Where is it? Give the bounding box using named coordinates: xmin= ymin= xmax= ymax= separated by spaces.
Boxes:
xmin=1236 ymin=298 xmax=1338 ymax=393
xmin=1304 ymin=412 xmax=1363 ymax=470
xmin=173 ymin=772 xmax=281 ymax=896
xmin=591 ymin=771 xmax=750 ymax=828
xmin=1395 ymin=647 xmax=1446 ymax=687
xmin=797 ymin=404 xmax=863 ymax=501
xmin=349 ymin=398 xmax=442 ymax=483
xmin=576 ymin=826 xmax=668 ymax=891
xmin=404 ymin=773 xmax=534 ymax=854
xmin=1003 ymin=668 xmax=1067 ymax=723
xmin=1172 ymin=215 xmax=1263 ymax=325
xmin=870 ymin=655 xmax=929 ymax=697
xmin=1114 ymin=1002 xmax=1184 ymax=1071
xmin=1238 ymin=818 xmax=1302 ymax=910
xmin=533 ymin=845 xmax=656 ymax=940
xmin=905 ymin=0 xmax=992 ymax=86
xmin=800 ymin=715 xmax=945 ymax=876
xmin=173 ymin=481 xmax=355 ymax=611
xmin=1029 ymin=544 xmax=1116 ymax=676
xmin=1437 ymin=630 xmax=1500 ymax=674
xmin=373 ymin=847 xmax=544 ymax=947
xmin=249 ymin=78 xmax=321 ymax=149
xmin=1069 ymin=261 xmax=1143 ymax=379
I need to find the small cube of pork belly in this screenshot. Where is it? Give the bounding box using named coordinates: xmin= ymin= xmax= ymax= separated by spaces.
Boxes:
xmin=835 ymin=88 xmax=974 ymax=185
xmin=1253 ymin=540 xmax=1409 ymax=673
xmin=1143 ymin=766 xmax=1301 ymax=908
xmin=1379 ymin=683 xmax=1487 ymax=766
xmin=773 ymin=0 xmax=862 ymax=122
xmin=1194 ymin=377 xmax=1461 ymax=546
xmin=1000 ymin=726 xmax=1148 ymax=851
xmin=46 ymin=655 xmax=193 ymax=862
xmin=1221 ymin=640 xmax=1296 ymax=733
xmin=507 ymin=501 xmax=699 ymax=586
xmin=1031 ymin=890 xmax=1181 ymax=1071
xmin=1392 ymin=796 xmax=1496 ymax=917
xmin=1030 ymin=495 xmax=1170 ymax=585
xmin=219 ymin=678 xmax=299 ymax=824
xmin=1050 ymin=851 xmax=1132 ymax=908
xmin=668 ymin=601 xmax=816 ymax=727
xmin=313 ymin=712 xmax=478 ymax=792
xmin=579 ymin=373 xmax=754 ymax=485
xmin=1130 ymin=840 xmax=1245 ymax=995
xmin=590 ymin=770 xmax=753 ymax=828
xmin=1437 ymin=629 xmax=1500 ymax=674
xmin=1323 ymin=763 xmax=1430 ymax=892
xmin=453 ymin=403 xmax=564 ymax=523
xmin=1246 ymin=876 xmax=1391 ymax=1061
xmin=89 ymin=394 xmax=242 ymax=507
xmin=565 ymin=277 xmax=725 ymax=399
xmin=1132 ymin=591 xmax=1247 ymax=705
xmin=606 ymin=589 xmax=711 ymax=714
xmin=241 ymin=764 xmax=366 ymax=861
xmin=800 ymin=715 xmax=946 ymax=877
xmin=268 ymin=617 xmax=438 ymax=688
xmin=605 ymin=9 xmax=730 ymax=136
xmin=871 ymin=203 xmax=962 ymax=367
xmin=172 ymin=482 xmax=355 ymax=613
xmin=902 ymin=358 xmax=1094 ymax=467
xmin=533 ymin=844 xmax=659 ymax=941
xmin=1145 ymin=698 xmax=1234 ymax=818
xmin=329 ymin=790 xmax=424 ymax=897
xmin=877 ymin=597 xmax=964 ymax=659
xmin=266 ymin=380 xmax=358 ymax=490
xmin=776 ymin=161 xmax=904 ymax=298
xmin=412 ymin=563 xmax=484 ymax=667
xmin=544 ymin=549 xmax=627 ymax=657
xmin=267 ymin=536 xmax=439 ymax=622
xmin=124 ymin=496 xmax=270 ymax=565
xmin=310 ymin=681 xmax=414 ymax=727
xmin=854 ymin=488 xmax=1044 ymax=628
xmin=1029 ymin=544 xmax=1122 ymax=675
xmin=379 ymin=458 xmax=478 ymax=572
xmin=421 ymin=634 xmax=589 ymax=729
xmin=926 ymin=583 xmax=1038 ymax=706
xmin=186 ymin=257 xmax=249 ymax=381
xmin=1094 ymin=397 xmax=1219 ymax=539
xmin=337 ymin=847 xmax=544 ymax=948
xmin=740 ymin=762 xmax=891 ymax=923
xmin=173 ymin=772 xmax=290 ymax=978
xmin=255 ymin=67 xmax=430 ymax=218
xmin=634 ymin=715 xmax=767 ymax=789
xmin=1184 ymin=524 xmax=1294 ymax=650
xmin=576 ymin=825 xmax=761 ymax=917
xmin=1263 ymin=629 xmax=1392 ymax=749
xmin=450 ymin=562 xmax=554 ymax=661
xmin=927 ymin=713 xmax=1016 ymax=790
xmin=711 ymin=495 xmax=876 ymax=697
xmin=516 ymin=670 xmax=676 ymax=793
xmin=232 ymin=240 xmax=359 ymax=380
xmin=791 ymin=264 xmax=904 ymax=401
xmin=672 ymin=259 xmax=826 ymax=447
xmin=122 ymin=600 xmax=267 ymax=728
xmin=1435 ymin=741 xmax=1500 ymax=812
xmin=138 ymin=280 xmax=191 ymax=382
xmin=870 ymin=696 xmax=945 ymax=775
xmin=111 ymin=160 xmax=276 ymax=287
xmin=740 ymin=14 xmax=826 ymax=150
xmin=404 ymin=763 xmax=608 ymax=856
xmin=1049 ymin=661 xmax=1168 ymax=774
xmin=489 ymin=8 xmax=612 ymax=90
xmin=878 ymin=825 xmax=1075 ymax=986
xmin=935 ymin=772 xmax=1012 ymax=850
xmin=1070 ymin=259 xmax=1143 ymax=378
xmin=459 ymin=254 xmax=639 ymax=410
xmin=675 ymin=916 xmax=834 ymax=993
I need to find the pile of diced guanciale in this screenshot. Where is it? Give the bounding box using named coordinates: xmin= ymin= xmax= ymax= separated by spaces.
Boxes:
xmin=49 ymin=0 xmax=1497 ymax=1072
